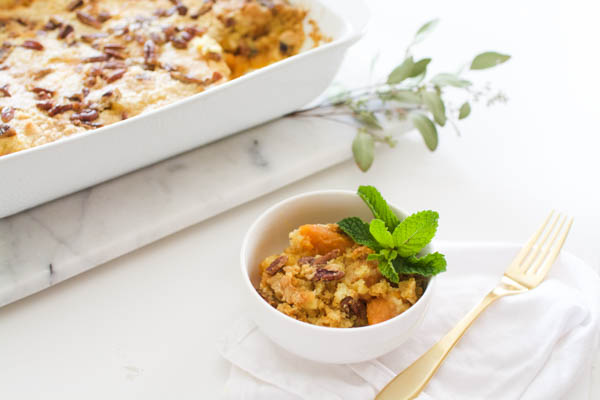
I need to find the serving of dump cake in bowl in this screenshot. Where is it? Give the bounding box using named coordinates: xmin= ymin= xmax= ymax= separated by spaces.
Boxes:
xmin=0 ymin=0 xmax=317 ymax=156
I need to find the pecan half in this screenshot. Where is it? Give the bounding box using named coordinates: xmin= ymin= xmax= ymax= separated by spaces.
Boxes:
xmin=312 ymin=268 xmax=345 ymax=281
xmin=31 ymin=87 xmax=55 ymax=100
xmin=21 ymin=40 xmax=44 ymax=51
xmin=76 ymin=12 xmax=101 ymax=29
xmin=66 ymin=0 xmax=84 ymax=11
xmin=0 ymin=84 xmax=10 ymax=97
xmin=313 ymin=249 xmax=341 ymax=266
xmin=340 ymin=296 xmax=367 ymax=318
xmin=0 ymin=124 xmax=16 ymax=137
xmin=58 ymin=24 xmax=74 ymax=39
xmin=71 ymin=108 xmax=98 ymax=122
xmin=266 ymin=255 xmax=288 ymax=275
xmin=143 ymin=39 xmax=158 ymax=69
xmin=105 ymin=68 xmax=127 ymax=83
xmin=1 ymin=106 xmax=14 ymax=122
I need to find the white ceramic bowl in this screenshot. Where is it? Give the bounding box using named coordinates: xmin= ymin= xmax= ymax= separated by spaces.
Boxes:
xmin=240 ymin=190 xmax=436 ymax=364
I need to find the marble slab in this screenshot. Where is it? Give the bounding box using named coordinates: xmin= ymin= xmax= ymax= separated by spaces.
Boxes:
xmin=0 ymin=117 xmax=359 ymax=307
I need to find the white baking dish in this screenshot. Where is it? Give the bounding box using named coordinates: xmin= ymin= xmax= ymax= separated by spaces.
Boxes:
xmin=0 ymin=0 xmax=368 ymax=218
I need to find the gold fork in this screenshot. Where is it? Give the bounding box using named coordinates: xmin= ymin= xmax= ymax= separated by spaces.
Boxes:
xmin=376 ymin=211 xmax=574 ymax=400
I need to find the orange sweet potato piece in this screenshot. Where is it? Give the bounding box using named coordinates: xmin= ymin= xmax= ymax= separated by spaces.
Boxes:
xmin=298 ymin=224 xmax=354 ymax=255
xmin=366 ymin=297 xmax=397 ymax=325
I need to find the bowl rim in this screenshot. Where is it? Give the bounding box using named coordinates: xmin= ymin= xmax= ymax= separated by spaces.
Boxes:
xmin=240 ymin=189 xmax=436 ymax=333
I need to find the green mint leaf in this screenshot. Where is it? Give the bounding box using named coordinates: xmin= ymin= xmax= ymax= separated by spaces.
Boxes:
xmin=392 ymin=210 xmax=439 ymax=257
xmin=337 ymin=217 xmax=381 ymax=250
xmin=357 ymin=185 xmax=401 ymax=231
xmin=409 ymin=58 xmax=431 ymax=78
xmin=421 ymin=91 xmax=447 ymax=126
xmin=369 ymin=219 xmax=394 ymax=248
xmin=470 ymin=51 xmax=511 ymax=70
xmin=379 ymin=257 xmax=400 ymax=283
xmin=430 ymin=73 xmax=471 ymax=88
xmin=393 ymin=252 xmax=447 ymax=276
xmin=410 ymin=112 xmax=438 ymax=151
xmin=413 ymin=19 xmax=439 ymax=44
xmin=352 ymin=129 xmax=375 ymax=172
xmin=387 ymin=57 xmax=414 ymax=85
xmin=458 ymin=102 xmax=471 ymax=119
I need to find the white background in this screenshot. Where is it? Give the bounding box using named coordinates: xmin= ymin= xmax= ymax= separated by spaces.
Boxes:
xmin=0 ymin=0 xmax=598 ymax=398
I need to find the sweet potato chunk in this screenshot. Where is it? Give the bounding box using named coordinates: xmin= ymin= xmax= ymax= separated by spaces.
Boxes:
xmin=367 ymin=297 xmax=397 ymax=325
xmin=298 ymin=224 xmax=354 ymax=255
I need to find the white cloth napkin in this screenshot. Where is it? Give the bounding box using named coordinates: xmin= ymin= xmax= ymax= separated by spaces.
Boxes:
xmin=217 ymin=243 xmax=600 ymax=400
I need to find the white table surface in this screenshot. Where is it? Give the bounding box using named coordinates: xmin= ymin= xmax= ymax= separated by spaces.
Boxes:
xmin=1 ymin=0 xmax=598 ymax=398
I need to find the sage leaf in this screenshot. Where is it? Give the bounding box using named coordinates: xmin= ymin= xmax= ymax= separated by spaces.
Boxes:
xmin=422 ymin=91 xmax=446 ymax=126
xmin=414 ymin=19 xmax=439 ymax=44
xmin=352 ymin=129 xmax=375 ymax=172
xmin=470 ymin=51 xmax=511 ymax=70
xmin=431 ymin=73 xmax=471 ymax=88
xmin=409 ymin=58 xmax=431 ymax=78
xmin=354 ymin=110 xmax=382 ymax=130
xmin=387 ymin=57 xmax=414 ymax=84
xmin=459 ymin=102 xmax=471 ymax=119
xmin=378 ymin=90 xmax=422 ymax=104
xmin=410 ymin=112 xmax=438 ymax=151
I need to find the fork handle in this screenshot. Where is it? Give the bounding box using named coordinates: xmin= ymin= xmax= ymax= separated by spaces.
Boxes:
xmin=375 ymin=291 xmax=501 ymax=400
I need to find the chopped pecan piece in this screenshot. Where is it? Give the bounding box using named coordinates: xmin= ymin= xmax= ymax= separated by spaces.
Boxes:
xmin=312 ymin=268 xmax=345 ymax=281
xmin=21 ymin=40 xmax=44 ymax=51
xmin=33 ymin=68 xmax=53 ymax=80
xmin=104 ymin=60 xmax=126 ymax=69
xmin=1 ymin=106 xmax=14 ymax=123
xmin=81 ymin=33 xmax=108 ymax=43
xmin=103 ymin=48 xmax=125 ymax=59
xmin=48 ymin=104 xmax=74 ymax=117
xmin=36 ymin=101 xmax=54 ymax=111
xmin=57 ymin=24 xmax=74 ymax=39
xmin=71 ymin=108 xmax=98 ymax=122
xmin=44 ymin=18 xmax=62 ymax=31
xmin=31 ymin=87 xmax=55 ymax=100
xmin=0 ymin=84 xmax=10 ymax=97
xmin=340 ymin=296 xmax=367 ymax=318
xmin=0 ymin=43 xmax=12 ymax=63
xmin=66 ymin=0 xmax=84 ymax=11
xmin=191 ymin=1 xmax=214 ymax=18
xmin=82 ymin=54 xmax=109 ymax=63
xmin=313 ymin=249 xmax=341 ymax=266
xmin=298 ymin=256 xmax=315 ymax=265
xmin=266 ymin=255 xmax=288 ymax=275
xmin=168 ymin=0 xmax=188 ymax=16
xmin=170 ymin=71 xmax=202 ymax=84
xmin=209 ymin=71 xmax=223 ymax=83
xmin=143 ymin=39 xmax=158 ymax=69
xmin=105 ymin=68 xmax=127 ymax=83
xmin=84 ymin=76 xmax=97 ymax=87
xmin=0 ymin=124 xmax=16 ymax=137
xmin=97 ymin=12 xmax=111 ymax=23
xmin=104 ymin=43 xmax=125 ymax=50
xmin=76 ymin=12 xmax=101 ymax=29
xmin=171 ymin=37 xmax=188 ymax=49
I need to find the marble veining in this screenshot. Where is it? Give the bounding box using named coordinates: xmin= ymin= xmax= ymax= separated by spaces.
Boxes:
xmin=0 ymin=117 xmax=355 ymax=307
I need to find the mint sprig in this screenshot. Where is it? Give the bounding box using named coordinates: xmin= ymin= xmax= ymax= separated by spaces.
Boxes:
xmin=338 ymin=186 xmax=446 ymax=283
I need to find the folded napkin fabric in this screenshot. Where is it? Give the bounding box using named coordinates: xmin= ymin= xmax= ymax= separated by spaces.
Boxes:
xmin=218 ymin=243 xmax=600 ymax=400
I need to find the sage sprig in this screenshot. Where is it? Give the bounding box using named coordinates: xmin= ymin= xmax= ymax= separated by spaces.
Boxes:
xmin=287 ymin=19 xmax=510 ymax=172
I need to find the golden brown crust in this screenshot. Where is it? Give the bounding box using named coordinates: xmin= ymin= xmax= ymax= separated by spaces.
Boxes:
xmin=0 ymin=0 xmax=308 ymax=156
